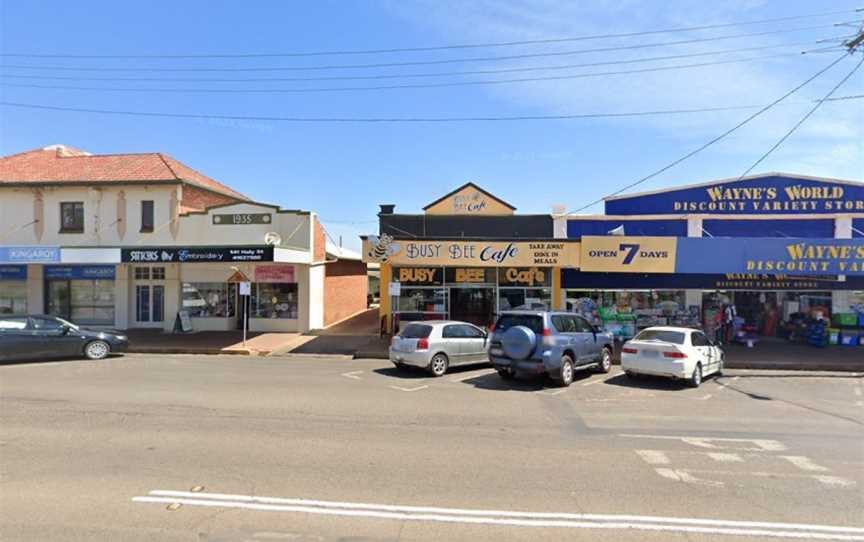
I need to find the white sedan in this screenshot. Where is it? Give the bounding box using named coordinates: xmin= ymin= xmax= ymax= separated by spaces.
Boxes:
xmin=621 ymin=326 xmax=724 ymax=387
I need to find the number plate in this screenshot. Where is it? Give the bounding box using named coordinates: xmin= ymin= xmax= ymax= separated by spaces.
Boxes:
xmin=642 ymin=350 xmax=659 ymax=358
xmin=490 ymin=348 xmax=503 ymax=356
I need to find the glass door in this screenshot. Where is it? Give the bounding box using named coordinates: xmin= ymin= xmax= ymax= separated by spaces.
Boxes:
xmin=133 ymin=267 xmax=165 ymax=327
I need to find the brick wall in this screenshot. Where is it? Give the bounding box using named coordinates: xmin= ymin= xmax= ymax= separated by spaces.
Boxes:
xmin=323 ymin=259 xmax=368 ymax=327
xmin=312 ymin=217 xmax=327 ymax=262
xmin=181 ymin=184 xmax=241 ymax=212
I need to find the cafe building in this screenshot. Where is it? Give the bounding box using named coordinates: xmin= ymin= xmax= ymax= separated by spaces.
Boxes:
xmin=558 ymin=173 xmax=864 ymax=344
xmin=0 ymin=144 xmax=368 ymax=333
xmin=362 ymin=182 xmax=578 ymax=331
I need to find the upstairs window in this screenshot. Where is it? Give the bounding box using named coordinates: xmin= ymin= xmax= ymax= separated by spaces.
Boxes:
xmin=59 ymin=202 xmax=84 ymax=233
xmin=140 ymin=200 xmax=154 ymax=233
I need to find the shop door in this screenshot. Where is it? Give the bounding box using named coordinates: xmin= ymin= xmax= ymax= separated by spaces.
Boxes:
xmin=449 ymin=288 xmax=494 ymax=327
xmin=133 ymin=267 xmax=165 ymax=327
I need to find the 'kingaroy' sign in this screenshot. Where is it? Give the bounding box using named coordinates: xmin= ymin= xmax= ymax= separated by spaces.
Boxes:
xmin=0 ymin=246 xmax=60 ymax=264
xmin=676 ymin=238 xmax=864 ymax=276
xmin=605 ymin=175 xmax=864 ymax=215
xmin=362 ymin=235 xmax=580 ymax=268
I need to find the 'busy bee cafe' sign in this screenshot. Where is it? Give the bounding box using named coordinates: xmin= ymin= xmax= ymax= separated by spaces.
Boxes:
xmin=363 ymin=235 xmax=580 ymax=268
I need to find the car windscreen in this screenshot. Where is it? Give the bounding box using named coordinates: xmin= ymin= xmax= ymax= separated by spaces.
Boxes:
xmin=494 ymin=314 xmax=544 ymax=334
xmin=634 ymin=329 xmax=686 ymax=344
xmin=399 ymin=324 xmax=433 ymax=339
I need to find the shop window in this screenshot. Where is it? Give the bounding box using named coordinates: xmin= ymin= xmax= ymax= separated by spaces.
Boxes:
xmin=252 ymin=283 xmax=298 ymax=319
xmin=498 ymin=287 xmax=551 ymax=311
xmin=182 ymin=282 xmax=236 ymax=318
xmin=397 ymin=288 xmax=448 ymax=316
xmin=59 ymin=202 xmax=84 ymax=233
xmin=140 ymin=200 xmax=154 ymax=233
xmin=151 ymin=267 xmax=165 ymax=280
xmin=134 ymin=267 xmax=150 ymax=280
xmin=0 ymin=282 xmax=27 ymax=315
xmin=69 ymin=280 xmax=115 ymax=325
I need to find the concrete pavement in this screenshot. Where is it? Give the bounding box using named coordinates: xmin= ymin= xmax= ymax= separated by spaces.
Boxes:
xmin=1 ymin=353 xmax=862 ymax=541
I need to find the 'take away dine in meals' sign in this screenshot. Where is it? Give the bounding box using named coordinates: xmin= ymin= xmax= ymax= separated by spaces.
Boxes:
xmin=606 ymin=176 xmax=864 ymax=215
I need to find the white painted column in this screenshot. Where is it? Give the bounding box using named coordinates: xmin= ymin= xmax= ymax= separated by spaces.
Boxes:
xmin=833 ymin=217 xmax=852 ymax=313
xmin=114 ymin=264 xmax=129 ymax=329
xmin=163 ymin=263 xmax=181 ymax=332
xmin=307 ymin=263 xmax=325 ymax=331
xmin=686 ymin=217 xmax=704 ymax=315
xmin=26 ymin=264 xmax=44 ymax=314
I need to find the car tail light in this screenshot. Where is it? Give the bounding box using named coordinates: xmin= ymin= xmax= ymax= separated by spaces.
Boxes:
xmin=621 ymin=347 xmax=638 ymax=354
xmin=488 ymin=323 xmax=495 ymax=332
xmin=663 ymin=351 xmax=687 ymax=359
xmin=417 ymin=338 xmax=429 ymax=350
xmin=543 ymin=328 xmax=552 ymax=336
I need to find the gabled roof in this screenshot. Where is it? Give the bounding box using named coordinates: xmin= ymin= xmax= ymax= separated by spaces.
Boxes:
xmin=605 ymin=172 xmax=863 ymax=201
xmin=0 ymin=144 xmax=248 ymax=200
xmin=422 ymin=181 xmax=516 ymax=211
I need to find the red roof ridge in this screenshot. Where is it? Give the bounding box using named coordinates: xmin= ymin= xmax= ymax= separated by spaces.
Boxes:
xmin=156 ymin=152 xmax=181 ymax=181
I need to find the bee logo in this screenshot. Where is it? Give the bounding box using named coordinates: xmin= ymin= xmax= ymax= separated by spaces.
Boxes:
xmin=367 ymin=234 xmax=400 ymax=263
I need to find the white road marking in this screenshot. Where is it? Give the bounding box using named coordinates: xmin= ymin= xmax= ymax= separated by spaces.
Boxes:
xmin=449 ymin=370 xmax=494 ymax=383
xmin=620 ymin=434 xmax=787 ymax=452
xmin=581 ymin=378 xmax=605 ymax=387
xmin=813 ymin=476 xmax=857 ymax=488
xmin=389 ymin=385 xmax=429 ymax=392
xmin=654 ymin=468 xmax=724 ymax=487
xmin=707 ymin=452 xmax=745 ymax=463
xmin=697 ymin=394 xmax=713 ymax=401
xmin=539 ymin=389 xmax=568 ymax=396
xmin=340 ymin=371 xmax=363 ymax=380
xmin=636 ymin=450 xmax=671 ymax=465
xmin=854 ymin=387 xmax=862 ymax=397
xmin=782 ymin=456 xmax=830 ymax=473
xmin=133 ymin=490 xmax=864 ymax=540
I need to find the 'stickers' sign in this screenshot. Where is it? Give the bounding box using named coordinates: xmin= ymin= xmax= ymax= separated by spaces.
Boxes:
xmin=363 ymin=238 xmax=580 ymax=268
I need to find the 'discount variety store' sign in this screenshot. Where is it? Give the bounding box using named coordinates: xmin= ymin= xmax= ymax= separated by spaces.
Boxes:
xmin=606 ymin=176 xmax=864 ymax=215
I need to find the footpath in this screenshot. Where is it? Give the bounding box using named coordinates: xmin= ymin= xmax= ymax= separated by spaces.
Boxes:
xmin=128 ymin=312 xmax=862 ymax=372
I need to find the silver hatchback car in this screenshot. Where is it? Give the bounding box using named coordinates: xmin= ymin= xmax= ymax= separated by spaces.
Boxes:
xmin=390 ymin=321 xmax=490 ymax=377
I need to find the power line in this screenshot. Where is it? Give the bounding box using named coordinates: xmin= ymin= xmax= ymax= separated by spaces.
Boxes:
xmin=735 ymin=54 xmax=864 ymax=180
xmin=0 ymin=52 xmax=825 ymax=94
xmin=0 ymin=8 xmax=858 ymax=58
xmin=0 ymin=22 xmax=853 ymax=73
xmin=565 ymin=52 xmax=853 ymax=215
xmin=0 ymin=39 xmax=841 ymax=83
xmin=0 ymin=95 xmax=859 ymax=123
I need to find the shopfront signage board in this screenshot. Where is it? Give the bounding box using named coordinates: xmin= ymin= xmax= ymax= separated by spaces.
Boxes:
xmin=580 ymin=236 xmax=677 ymax=273
xmin=122 ymin=246 xmax=273 ymax=263
xmin=177 ymin=310 xmax=193 ymax=333
xmin=0 ymin=265 xmax=27 ymax=280
xmin=212 ymin=213 xmax=272 ymax=225
xmin=363 ymin=238 xmax=580 ymax=268
xmin=424 ymin=183 xmax=515 ymax=216
xmin=605 ymin=175 xmax=864 ymax=215
xmin=0 ymin=246 xmax=60 ymax=264
xmin=239 ymin=281 xmax=252 ymax=296
xmin=44 ymin=265 xmax=116 ymax=280
xmin=676 ymin=237 xmax=864 ymax=276
xmin=255 ymin=265 xmax=295 ymax=283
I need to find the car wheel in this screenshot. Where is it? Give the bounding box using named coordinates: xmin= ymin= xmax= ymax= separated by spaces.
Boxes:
xmin=596 ymin=347 xmax=613 ymax=373
xmin=689 ymin=363 xmax=703 ymax=388
xmin=428 ymin=353 xmax=449 ymax=377
xmin=497 ymin=368 xmax=514 ymax=380
xmin=84 ymin=340 xmax=110 ymax=360
xmin=557 ymin=356 xmax=575 ymax=387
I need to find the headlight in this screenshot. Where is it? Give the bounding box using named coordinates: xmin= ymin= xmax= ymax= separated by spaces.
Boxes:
xmin=116 ymin=335 xmax=128 ymax=341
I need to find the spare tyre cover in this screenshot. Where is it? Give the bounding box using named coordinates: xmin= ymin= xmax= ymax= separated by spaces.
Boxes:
xmin=502 ymin=325 xmax=537 ymax=360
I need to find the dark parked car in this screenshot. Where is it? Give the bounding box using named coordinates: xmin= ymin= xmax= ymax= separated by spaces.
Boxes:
xmin=488 ymin=311 xmax=614 ymax=386
xmin=0 ymin=315 xmax=128 ymax=362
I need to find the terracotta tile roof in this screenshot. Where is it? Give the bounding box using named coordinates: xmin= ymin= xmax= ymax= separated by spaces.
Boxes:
xmin=0 ymin=145 xmax=248 ymax=200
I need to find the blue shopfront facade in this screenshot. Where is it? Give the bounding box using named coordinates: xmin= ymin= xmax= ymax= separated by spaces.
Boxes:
xmin=562 ymin=173 xmax=864 ymax=341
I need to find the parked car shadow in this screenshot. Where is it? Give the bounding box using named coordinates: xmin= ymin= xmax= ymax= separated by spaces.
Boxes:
xmin=603 ymin=373 xmax=693 ymax=391
xmin=373 ymin=362 xmax=491 ymax=380
xmin=0 ymin=354 xmax=124 ymax=366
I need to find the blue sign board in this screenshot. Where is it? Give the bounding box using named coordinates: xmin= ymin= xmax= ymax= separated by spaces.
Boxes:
xmin=44 ymin=265 xmax=116 ymax=280
xmin=0 ymin=246 xmax=60 ymax=264
xmin=0 ymin=265 xmax=27 ymax=280
xmin=605 ymin=175 xmax=864 ymax=216
xmin=675 ymin=238 xmax=864 ymax=276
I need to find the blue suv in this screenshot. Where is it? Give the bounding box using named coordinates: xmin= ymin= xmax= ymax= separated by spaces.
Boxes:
xmin=488 ymin=311 xmax=614 ymax=386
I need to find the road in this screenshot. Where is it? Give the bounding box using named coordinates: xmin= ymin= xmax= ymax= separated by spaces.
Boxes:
xmin=1 ymin=353 xmax=862 ymax=541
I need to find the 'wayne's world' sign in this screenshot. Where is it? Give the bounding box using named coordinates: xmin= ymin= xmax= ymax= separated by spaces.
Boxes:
xmin=605 ymin=175 xmax=864 ymax=215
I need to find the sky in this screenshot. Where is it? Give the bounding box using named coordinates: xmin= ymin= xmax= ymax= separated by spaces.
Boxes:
xmin=1 ymin=0 xmax=862 ymax=251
